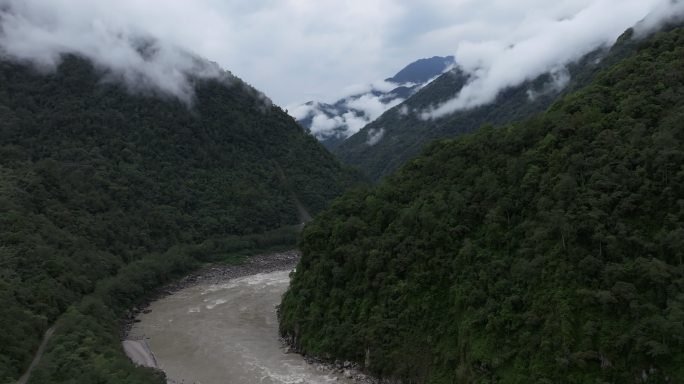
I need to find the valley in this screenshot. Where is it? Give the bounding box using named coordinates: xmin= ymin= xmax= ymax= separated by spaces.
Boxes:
xmin=1 ymin=2 xmax=683 ymax=384
xmin=0 ymin=52 xmax=360 ymax=383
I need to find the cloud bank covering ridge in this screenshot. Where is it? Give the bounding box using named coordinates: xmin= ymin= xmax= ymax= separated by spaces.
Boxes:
xmin=420 ymin=0 xmax=684 ymax=120
xmin=288 ymin=56 xmax=455 ymax=143
xmin=0 ymin=0 xmax=683 ymax=109
xmin=287 ymin=81 xmax=410 ymax=141
xmin=0 ymin=0 xmax=233 ymax=103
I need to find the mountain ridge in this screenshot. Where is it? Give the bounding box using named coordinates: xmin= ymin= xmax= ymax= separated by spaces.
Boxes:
xmin=280 ymin=25 xmax=684 ymax=383
xmin=385 ymin=55 xmax=456 ymax=84
xmin=0 ymin=53 xmax=361 ymax=383
xmin=289 ymin=56 xmax=455 ymax=149
xmin=332 ymin=41 xmax=635 ymax=181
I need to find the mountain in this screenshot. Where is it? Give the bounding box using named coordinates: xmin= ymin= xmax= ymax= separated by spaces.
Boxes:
xmin=280 ymin=26 xmax=684 ymax=383
xmin=385 ymin=56 xmax=457 ymax=84
xmin=0 ymin=54 xmax=361 ymax=383
xmin=332 ymin=50 xmax=628 ymax=180
xmin=333 ymin=42 xmax=637 ymax=181
xmin=289 ymin=56 xmax=455 ymax=149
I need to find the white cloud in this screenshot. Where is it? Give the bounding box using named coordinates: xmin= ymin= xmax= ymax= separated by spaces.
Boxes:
xmin=288 ymin=103 xmax=317 ymax=121
xmin=526 ymin=67 xmax=571 ymax=101
xmin=287 ymin=77 xmax=414 ymax=140
xmin=420 ymin=0 xmax=684 ymax=119
xmin=372 ymin=80 xmax=403 ymax=92
xmin=346 ymin=94 xmax=404 ymax=122
xmin=366 ymin=128 xmax=386 ymax=146
xmin=0 ymin=0 xmax=681 ymax=107
xmin=297 ymin=92 xmax=404 ymax=140
xmin=341 ymin=111 xmax=370 ymax=135
xmin=310 ymin=114 xmax=345 ymax=135
xmin=0 ymin=0 xmax=227 ymax=103
xmin=635 ymin=0 xmax=684 ymax=35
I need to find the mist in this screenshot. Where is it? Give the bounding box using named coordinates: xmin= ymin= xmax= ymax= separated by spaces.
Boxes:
xmin=0 ymin=0 xmax=226 ymax=103
xmin=420 ymin=0 xmax=684 ymax=120
xmin=1 ymin=0 xmax=683 ymax=109
xmin=288 ymin=80 xmax=408 ymax=140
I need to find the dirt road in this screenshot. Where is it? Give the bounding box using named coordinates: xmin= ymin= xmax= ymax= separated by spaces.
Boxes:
xmin=17 ymin=327 xmax=55 ymax=384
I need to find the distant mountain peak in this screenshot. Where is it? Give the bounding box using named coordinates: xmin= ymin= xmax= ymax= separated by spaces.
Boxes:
xmin=385 ymin=55 xmax=456 ymax=85
xmin=289 ymin=55 xmax=456 ymax=149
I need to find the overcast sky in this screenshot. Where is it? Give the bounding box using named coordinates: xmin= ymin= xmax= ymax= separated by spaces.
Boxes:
xmin=1 ymin=0 xmax=682 ymax=108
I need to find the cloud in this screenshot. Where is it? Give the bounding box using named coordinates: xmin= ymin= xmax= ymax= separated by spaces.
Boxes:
xmin=0 ymin=0 xmax=681 ymax=108
xmin=341 ymin=111 xmax=370 ymax=135
xmin=311 ymin=114 xmax=345 ymax=134
xmin=304 ymin=98 xmax=396 ymax=139
xmin=298 ymin=105 xmax=374 ymax=139
xmin=346 ymin=94 xmax=405 ymax=122
xmin=635 ymin=0 xmax=684 ymax=35
xmin=419 ymin=0 xmax=684 ymax=120
xmin=310 ymin=92 xmax=404 ymax=139
xmin=366 ymin=128 xmax=386 ymax=146
xmin=288 ymin=79 xmax=411 ymax=140
xmin=0 ymin=0 xmax=228 ymax=103
xmin=288 ymin=103 xmax=317 ymax=121
xmin=526 ymin=68 xmax=571 ymax=101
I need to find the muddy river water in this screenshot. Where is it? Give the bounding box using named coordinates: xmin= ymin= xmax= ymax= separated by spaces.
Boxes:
xmin=128 ymin=270 xmax=355 ymax=384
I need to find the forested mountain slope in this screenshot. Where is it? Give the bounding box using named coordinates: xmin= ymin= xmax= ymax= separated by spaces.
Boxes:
xmin=333 ymin=33 xmax=638 ymax=181
xmin=280 ymin=26 xmax=684 ymax=383
xmin=0 ymin=55 xmax=360 ymax=383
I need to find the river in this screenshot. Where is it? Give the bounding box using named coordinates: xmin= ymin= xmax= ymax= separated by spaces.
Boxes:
xmin=127 ymin=269 xmax=356 ymax=384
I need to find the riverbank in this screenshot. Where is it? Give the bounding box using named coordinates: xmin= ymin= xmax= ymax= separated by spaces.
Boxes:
xmin=282 ymin=336 xmax=380 ymax=383
xmin=299 ymin=355 xmax=379 ymax=384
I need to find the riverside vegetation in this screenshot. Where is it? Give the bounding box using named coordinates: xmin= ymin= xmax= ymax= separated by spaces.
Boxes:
xmin=0 ymin=55 xmax=361 ymax=383
xmin=280 ymin=26 xmax=684 ymax=383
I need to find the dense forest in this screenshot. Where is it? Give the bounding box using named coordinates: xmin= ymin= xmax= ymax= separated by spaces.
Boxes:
xmin=333 ymin=30 xmax=639 ymax=181
xmin=280 ymin=25 xmax=684 ymax=383
xmin=0 ymin=55 xmax=361 ymax=383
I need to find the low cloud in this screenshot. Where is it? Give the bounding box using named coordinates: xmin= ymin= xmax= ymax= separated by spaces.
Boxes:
xmin=0 ymin=0 xmax=228 ymax=103
xmin=289 ymin=81 xmax=409 ymax=140
xmin=347 ymin=94 xmax=405 ymax=122
xmin=420 ymin=0 xmax=684 ymax=120
xmin=635 ymin=0 xmax=684 ymax=35
xmin=340 ymin=80 xmax=399 ymax=98
xmin=299 ymin=107 xmax=372 ymax=139
xmin=311 ymin=113 xmax=345 ymax=133
xmin=526 ymin=68 xmax=571 ymax=101
xmin=2 ymin=0 xmax=682 ymax=109
xmin=366 ymin=128 xmax=386 ymax=146
xmin=288 ymin=103 xmax=317 ymax=121
xmin=341 ymin=111 xmax=370 ymax=135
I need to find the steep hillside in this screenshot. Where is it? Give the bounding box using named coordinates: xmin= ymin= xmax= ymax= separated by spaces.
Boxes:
xmin=333 ymin=36 xmax=637 ymax=181
xmin=290 ymin=56 xmax=455 ymax=148
xmin=280 ymin=26 xmax=684 ymax=383
xmin=0 ymin=55 xmax=360 ymax=383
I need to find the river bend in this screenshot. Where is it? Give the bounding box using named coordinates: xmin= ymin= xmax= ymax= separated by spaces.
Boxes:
xmin=128 ymin=270 xmax=354 ymax=384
